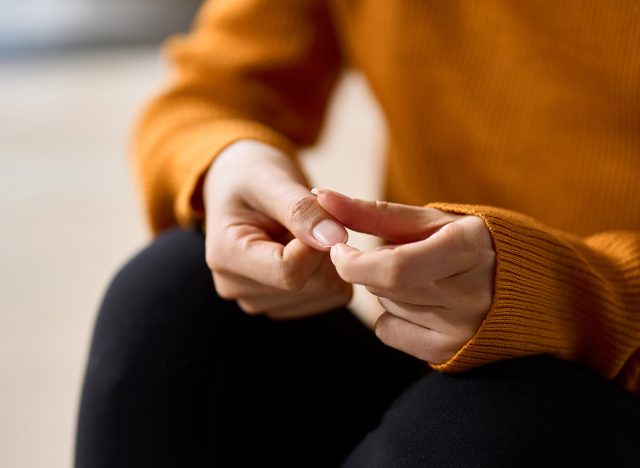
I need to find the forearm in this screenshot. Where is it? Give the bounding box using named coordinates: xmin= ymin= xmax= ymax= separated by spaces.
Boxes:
xmin=131 ymin=0 xmax=341 ymax=233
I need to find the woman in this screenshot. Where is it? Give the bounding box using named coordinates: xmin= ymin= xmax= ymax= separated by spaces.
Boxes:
xmin=76 ymin=1 xmax=640 ymax=466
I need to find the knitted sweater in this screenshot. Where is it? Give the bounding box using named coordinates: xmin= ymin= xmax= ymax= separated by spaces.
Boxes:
xmin=133 ymin=0 xmax=640 ymax=393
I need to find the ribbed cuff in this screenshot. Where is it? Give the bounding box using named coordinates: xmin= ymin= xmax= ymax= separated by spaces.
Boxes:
xmin=426 ymin=203 xmax=586 ymax=373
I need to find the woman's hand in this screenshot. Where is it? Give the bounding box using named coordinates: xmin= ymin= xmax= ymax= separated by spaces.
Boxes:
xmin=315 ymin=188 xmax=495 ymax=363
xmin=203 ymin=141 xmax=352 ymax=319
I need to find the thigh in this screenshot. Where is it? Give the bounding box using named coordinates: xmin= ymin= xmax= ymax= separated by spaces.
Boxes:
xmin=343 ymin=355 xmax=640 ymax=468
xmin=75 ymin=229 xmax=424 ymax=468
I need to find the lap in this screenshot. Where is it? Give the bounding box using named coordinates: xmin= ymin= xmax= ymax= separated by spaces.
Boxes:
xmin=76 ymin=228 xmax=424 ymax=467
xmin=77 ymin=228 xmax=640 ymax=467
xmin=344 ymin=355 xmax=640 ymax=467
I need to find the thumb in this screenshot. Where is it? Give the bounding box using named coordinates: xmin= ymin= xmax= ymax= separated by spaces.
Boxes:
xmin=253 ymin=183 xmax=348 ymax=251
xmin=313 ymin=188 xmax=455 ymax=243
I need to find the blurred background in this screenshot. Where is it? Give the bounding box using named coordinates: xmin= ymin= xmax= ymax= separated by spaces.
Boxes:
xmin=0 ymin=1 xmax=385 ymax=467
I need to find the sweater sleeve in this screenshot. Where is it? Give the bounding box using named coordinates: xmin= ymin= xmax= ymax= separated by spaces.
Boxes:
xmin=132 ymin=0 xmax=342 ymax=233
xmin=427 ymin=203 xmax=640 ymax=395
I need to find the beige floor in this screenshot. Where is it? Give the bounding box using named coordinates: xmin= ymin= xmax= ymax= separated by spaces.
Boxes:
xmin=0 ymin=46 xmax=386 ymax=468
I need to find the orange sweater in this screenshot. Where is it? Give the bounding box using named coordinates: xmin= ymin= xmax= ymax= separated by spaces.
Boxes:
xmin=133 ymin=0 xmax=640 ymax=393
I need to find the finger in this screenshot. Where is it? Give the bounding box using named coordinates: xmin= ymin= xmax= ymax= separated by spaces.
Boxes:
xmin=236 ymin=293 xmax=308 ymax=315
xmin=366 ymin=280 xmax=457 ymax=306
xmin=299 ymin=254 xmax=346 ymax=292
xmin=235 ymin=280 xmax=336 ymax=312
xmin=377 ymin=297 xmax=465 ymax=335
xmin=333 ymin=216 xmax=492 ymax=287
xmin=324 ymin=236 xmax=460 ymax=290
xmin=367 ymin=257 xmax=494 ymax=306
xmin=330 ymin=243 xmax=401 ymax=288
xmin=248 ymin=181 xmax=348 ymax=250
xmin=374 ymin=312 xmax=459 ymax=364
xmin=237 ymin=267 xmax=351 ymax=315
xmin=366 ymin=285 xmax=442 ymax=304
xmin=211 ymin=226 xmax=326 ymax=290
xmin=263 ymin=285 xmax=353 ymax=320
xmin=212 ymin=271 xmax=282 ymax=300
xmin=314 ymin=188 xmax=457 ymax=243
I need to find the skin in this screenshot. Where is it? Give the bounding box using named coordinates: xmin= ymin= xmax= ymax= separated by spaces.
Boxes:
xmin=315 ymin=189 xmax=496 ymax=364
xmin=203 ymin=140 xmax=352 ymax=320
xmin=204 ymin=140 xmax=496 ymax=363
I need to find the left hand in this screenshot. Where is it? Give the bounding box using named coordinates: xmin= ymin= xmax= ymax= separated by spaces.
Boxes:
xmin=314 ymin=188 xmax=496 ymax=364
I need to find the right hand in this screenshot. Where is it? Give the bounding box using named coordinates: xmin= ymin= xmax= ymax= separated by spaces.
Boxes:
xmin=203 ymin=140 xmax=353 ymax=319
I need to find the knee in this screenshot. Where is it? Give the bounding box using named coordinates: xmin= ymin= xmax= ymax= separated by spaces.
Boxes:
xmin=103 ymin=228 xmax=212 ymax=314
xmin=345 ymin=356 xmax=640 ymax=467
xmin=77 ymin=229 xmax=240 ymax=463
xmin=84 ymin=229 xmax=219 ymax=390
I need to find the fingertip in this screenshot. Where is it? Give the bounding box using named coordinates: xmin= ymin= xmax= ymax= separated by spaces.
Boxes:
xmin=310 ymin=187 xmax=351 ymax=200
xmin=330 ymin=243 xmax=343 ymax=265
xmin=330 ymin=242 xmax=358 ymax=263
xmin=329 ymin=244 xmax=340 ymax=264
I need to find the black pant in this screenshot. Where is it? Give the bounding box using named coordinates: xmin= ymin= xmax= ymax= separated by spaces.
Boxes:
xmin=76 ymin=229 xmax=640 ymax=467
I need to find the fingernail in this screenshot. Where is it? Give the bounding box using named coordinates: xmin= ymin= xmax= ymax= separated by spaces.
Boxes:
xmin=310 ymin=188 xmax=351 ymax=200
xmin=312 ymin=219 xmax=348 ymax=246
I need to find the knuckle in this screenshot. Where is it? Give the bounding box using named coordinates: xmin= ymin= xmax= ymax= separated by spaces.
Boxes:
xmin=446 ymin=217 xmax=485 ymax=254
xmin=374 ymin=312 xmax=392 ymax=342
xmin=206 ymin=230 xmax=235 ymax=271
xmin=213 ymin=281 xmax=236 ymax=300
xmin=481 ymin=248 xmax=497 ymax=271
xmin=278 ymin=263 xmax=306 ymax=291
xmin=287 ymin=194 xmax=317 ymax=225
xmin=236 ymin=299 xmax=263 ymax=315
xmin=367 ymin=285 xmax=395 ymax=300
xmin=441 ymin=222 xmax=466 ymax=249
xmin=216 ymin=289 xmax=236 ymax=301
xmin=205 ymin=248 xmax=221 ymax=271
xmin=372 ymin=200 xmax=391 ymax=231
xmin=373 ymin=199 xmax=391 ymax=212
xmin=381 ymin=254 xmax=406 ymax=289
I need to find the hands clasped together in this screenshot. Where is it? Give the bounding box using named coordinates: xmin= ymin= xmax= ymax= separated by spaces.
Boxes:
xmin=204 ymin=141 xmax=495 ymax=363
